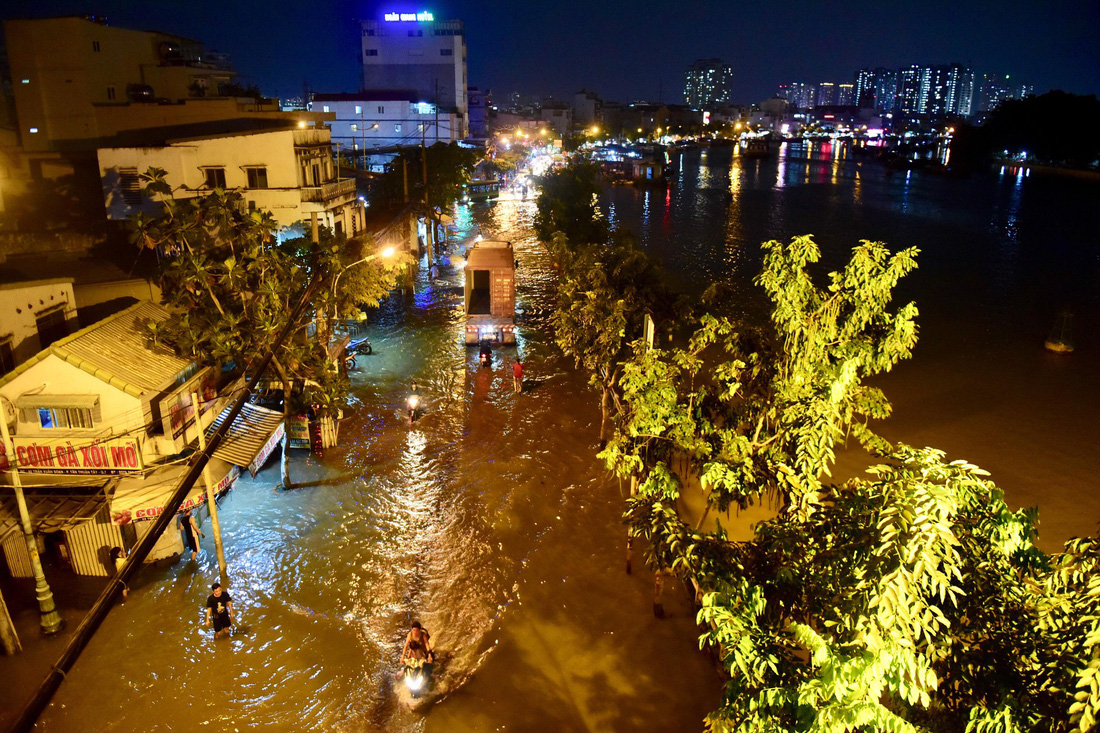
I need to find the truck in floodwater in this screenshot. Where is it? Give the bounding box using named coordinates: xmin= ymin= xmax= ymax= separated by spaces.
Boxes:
xmin=463 ymin=239 xmax=516 ymax=345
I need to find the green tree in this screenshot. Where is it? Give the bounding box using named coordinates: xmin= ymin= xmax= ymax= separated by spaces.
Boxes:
xmin=369 ymin=142 xmax=478 ymax=209
xmin=533 ymin=161 xmax=609 ymax=248
xmin=599 ymin=235 xmax=1097 ymax=732
xmin=966 ymin=91 xmax=1100 ymax=168
xmin=133 ymin=168 xmax=404 ymax=418
xmin=551 ymin=232 xmax=682 ymax=442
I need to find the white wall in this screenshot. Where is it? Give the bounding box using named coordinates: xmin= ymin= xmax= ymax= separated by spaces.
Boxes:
xmin=0 ymin=280 xmax=78 ymax=367
xmin=0 ymin=354 xmax=149 ymax=456
xmin=98 ymin=129 xmax=316 ymax=228
xmin=322 ymin=100 xmax=459 ymax=151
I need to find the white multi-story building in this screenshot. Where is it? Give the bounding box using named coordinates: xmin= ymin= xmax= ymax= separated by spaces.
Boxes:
xmin=313 ymin=92 xmax=461 ymax=169
xmin=97 ymin=124 xmax=364 ymax=235
xmin=360 ymin=13 xmax=467 ymax=138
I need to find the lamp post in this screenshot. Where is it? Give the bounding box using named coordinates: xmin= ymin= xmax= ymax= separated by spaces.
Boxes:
xmin=332 ymin=246 xmax=397 ymax=320
xmin=0 ymin=398 xmax=62 ymax=635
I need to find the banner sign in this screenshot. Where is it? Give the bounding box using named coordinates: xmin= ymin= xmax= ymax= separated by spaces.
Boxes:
xmin=286 ymin=415 xmax=311 ymax=450
xmin=249 ymin=423 xmax=286 ymax=477
xmin=11 ymin=436 xmax=144 ymax=475
xmin=113 ymin=465 xmax=241 ymax=524
xmin=159 ymin=367 xmax=217 ymax=440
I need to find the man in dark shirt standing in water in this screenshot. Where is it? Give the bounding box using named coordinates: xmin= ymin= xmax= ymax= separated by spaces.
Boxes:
xmin=205 ymin=583 xmax=235 ymax=638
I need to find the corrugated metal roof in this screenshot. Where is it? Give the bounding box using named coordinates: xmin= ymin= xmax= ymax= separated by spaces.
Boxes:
xmin=207 ymin=403 xmax=284 ymax=476
xmin=0 ymin=301 xmax=192 ymax=398
xmin=0 ymin=490 xmax=109 ymax=543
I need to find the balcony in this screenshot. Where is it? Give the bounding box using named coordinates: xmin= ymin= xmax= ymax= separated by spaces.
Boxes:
xmin=300 ymin=178 xmax=357 ymax=203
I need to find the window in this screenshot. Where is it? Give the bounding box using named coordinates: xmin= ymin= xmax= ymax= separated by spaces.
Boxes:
xmin=36 ymin=308 xmax=68 ymax=348
xmin=245 ymin=167 xmax=268 ymax=189
xmin=204 ymin=168 xmax=227 ymax=189
xmin=37 ymin=407 xmax=93 ymax=430
xmin=407 ymin=30 xmax=423 ymax=37
xmin=365 ymin=49 xmax=378 ymax=57
xmin=92 ymin=41 xmax=100 ymax=52
xmin=106 ymin=86 xmax=116 ymax=100
xmin=394 ymin=124 xmax=402 ymax=133
xmin=377 ymin=105 xmax=385 ymax=114
xmin=119 ymin=167 xmax=142 ymax=206
xmin=350 ymin=123 xmax=358 ymax=132
xmin=0 ymin=339 xmax=14 ymax=376
xmin=322 ymin=105 xmax=330 ymax=112
xmin=440 ymin=49 xmax=452 ymax=56
xmin=354 ymin=105 xmax=362 ymax=114
xmin=418 ymin=123 xmax=424 ymax=132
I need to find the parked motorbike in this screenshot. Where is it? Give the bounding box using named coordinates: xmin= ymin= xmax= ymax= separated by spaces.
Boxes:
xmin=344 ymin=338 xmax=373 ymax=370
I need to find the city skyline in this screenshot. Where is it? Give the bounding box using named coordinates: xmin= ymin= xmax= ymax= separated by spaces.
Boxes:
xmin=3 ymin=0 xmax=1097 ymax=105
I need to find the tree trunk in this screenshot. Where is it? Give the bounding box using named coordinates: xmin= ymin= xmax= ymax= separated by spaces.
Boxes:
xmin=626 ymin=475 xmax=637 ymax=575
xmin=599 ymin=384 xmax=610 ymax=445
xmin=653 ymin=568 xmax=669 ymax=619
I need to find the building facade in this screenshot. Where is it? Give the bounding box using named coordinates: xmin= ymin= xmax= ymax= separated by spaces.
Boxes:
xmin=313 ymin=92 xmax=461 ymax=155
xmin=0 ymin=279 xmax=79 ymax=376
xmin=4 ymin=15 xmax=238 ymax=153
xmin=0 ymin=301 xmax=282 ymax=576
xmin=684 ymin=59 xmax=732 ymax=110
xmin=360 ymin=14 xmax=467 ymax=138
xmin=97 ymin=125 xmax=364 ymax=234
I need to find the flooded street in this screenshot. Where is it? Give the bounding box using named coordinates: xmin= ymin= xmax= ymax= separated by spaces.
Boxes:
xmin=3 ymin=143 xmax=1098 ymax=731
xmin=1 ymin=199 xmax=720 ymax=731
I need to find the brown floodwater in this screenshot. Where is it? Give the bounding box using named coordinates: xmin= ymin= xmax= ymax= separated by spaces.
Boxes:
xmin=1 ymin=198 xmax=721 ymax=732
xmin=4 ymin=144 xmax=1098 ymax=732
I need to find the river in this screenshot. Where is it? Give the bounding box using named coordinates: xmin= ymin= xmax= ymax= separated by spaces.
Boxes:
xmin=2 ymin=141 xmax=1097 ymax=731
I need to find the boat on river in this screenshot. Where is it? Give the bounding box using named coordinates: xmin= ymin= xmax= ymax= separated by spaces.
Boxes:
xmin=1045 ymin=310 xmax=1075 ymax=353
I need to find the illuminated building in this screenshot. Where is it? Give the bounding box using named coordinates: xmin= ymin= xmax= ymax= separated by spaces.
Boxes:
xmin=837 ymin=83 xmax=856 ymax=106
xmin=976 ymin=73 xmax=1033 ymax=113
xmin=360 ymin=13 xmax=468 ymax=138
xmin=684 ymin=58 xmax=732 ymax=110
xmin=855 ymin=67 xmax=897 ymax=110
xmin=815 ymin=82 xmax=837 ymax=107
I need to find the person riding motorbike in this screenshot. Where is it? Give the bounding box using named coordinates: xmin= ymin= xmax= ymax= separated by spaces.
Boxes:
xmin=407 ymin=380 xmax=421 ymax=423
xmin=403 ymin=621 xmax=434 ymax=663
xmin=400 ymin=640 xmax=433 ymax=692
xmin=478 ymin=339 xmax=492 ymax=367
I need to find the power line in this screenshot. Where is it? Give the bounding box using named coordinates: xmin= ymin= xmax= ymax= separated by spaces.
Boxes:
xmin=8 ymin=271 xmax=326 ymax=733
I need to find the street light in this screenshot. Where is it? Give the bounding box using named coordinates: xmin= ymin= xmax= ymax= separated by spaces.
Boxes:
xmin=332 ymin=246 xmax=397 ymax=316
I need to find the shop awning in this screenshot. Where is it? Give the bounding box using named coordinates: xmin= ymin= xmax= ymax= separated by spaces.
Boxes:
xmin=110 ymin=459 xmax=238 ymax=525
xmin=206 ymin=403 xmax=285 ymax=477
xmin=14 ymin=394 xmax=100 ymax=409
xmin=0 ymin=488 xmax=109 ymax=544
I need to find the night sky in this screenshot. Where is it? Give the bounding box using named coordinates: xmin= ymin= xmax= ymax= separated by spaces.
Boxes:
xmin=5 ymin=0 xmax=1098 ymax=104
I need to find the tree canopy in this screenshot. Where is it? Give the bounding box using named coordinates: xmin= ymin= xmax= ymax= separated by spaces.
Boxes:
xmin=964 ymin=91 xmax=1100 ymax=169
xmin=533 ymin=161 xmax=609 ymax=247
xmin=368 ymin=142 xmax=479 ymax=209
xmin=133 ymin=168 xmax=404 ymax=412
xmin=596 ymin=235 xmax=1098 ymax=732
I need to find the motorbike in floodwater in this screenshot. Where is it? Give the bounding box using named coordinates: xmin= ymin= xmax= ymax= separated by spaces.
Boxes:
xmin=344 ymin=338 xmax=373 ymax=370
xmin=395 ymin=651 xmax=436 ymax=709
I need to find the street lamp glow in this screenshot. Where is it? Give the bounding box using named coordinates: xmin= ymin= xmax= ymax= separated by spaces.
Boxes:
xmin=381 ymin=246 xmax=395 ymax=259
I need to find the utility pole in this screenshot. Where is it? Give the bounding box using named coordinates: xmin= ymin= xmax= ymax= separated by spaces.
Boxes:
xmin=0 ymin=400 xmax=62 ymax=636
xmin=0 ymin=585 xmax=19 ymax=655
xmin=192 ymin=392 xmax=227 ymax=584
xmin=421 ymin=122 xmax=434 ymax=267
xmin=12 ymin=272 xmax=328 ymax=732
